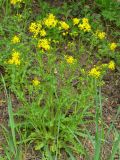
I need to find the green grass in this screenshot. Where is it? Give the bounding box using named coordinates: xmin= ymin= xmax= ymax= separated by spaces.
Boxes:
xmin=0 ymin=76 xmax=22 ymax=160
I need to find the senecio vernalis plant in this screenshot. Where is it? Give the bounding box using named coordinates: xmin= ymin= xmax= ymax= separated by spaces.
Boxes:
xmin=10 ymin=0 xmax=23 ymax=5
xmin=0 ymin=1 xmax=118 ymax=159
xmin=6 ymin=13 xmax=117 ymax=77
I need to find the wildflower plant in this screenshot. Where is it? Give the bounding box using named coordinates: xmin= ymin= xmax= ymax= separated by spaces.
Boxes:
xmin=10 ymin=0 xmax=22 ymax=5
xmin=0 ymin=1 xmax=120 ymax=159
xmin=8 ymin=50 xmax=21 ymax=65
xmin=11 ymin=35 xmax=20 ymax=44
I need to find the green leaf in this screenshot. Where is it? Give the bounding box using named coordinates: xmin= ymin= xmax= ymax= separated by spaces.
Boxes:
xmin=110 ymin=134 xmax=120 ymax=160
xmin=35 ymin=142 xmax=44 ymax=150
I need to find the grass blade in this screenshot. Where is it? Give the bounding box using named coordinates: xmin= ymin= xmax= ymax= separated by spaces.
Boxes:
xmin=1 ymin=75 xmax=17 ymax=152
xmin=110 ymin=134 xmax=120 ymax=160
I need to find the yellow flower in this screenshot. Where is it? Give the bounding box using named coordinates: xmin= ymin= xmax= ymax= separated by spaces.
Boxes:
xmin=65 ymin=55 xmax=75 ymax=64
xmin=89 ymin=68 xmax=100 ymax=78
xmin=11 ymin=35 xmax=20 ymax=44
xmin=109 ymin=43 xmax=117 ymax=51
xmin=43 ymin=13 xmax=58 ymax=28
xmin=10 ymin=0 xmax=22 ymax=5
xmin=73 ymin=18 xmax=80 ymax=25
xmin=38 ymin=39 xmax=50 ymax=51
xmin=78 ymin=23 xmax=84 ymax=30
xmin=78 ymin=18 xmax=91 ymax=32
xmin=96 ymin=30 xmax=106 ymax=39
xmin=29 ymin=21 xmax=42 ymax=38
xmin=32 ymin=78 xmax=40 ymax=86
xmin=29 ymin=22 xmax=37 ymax=32
xmin=108 ymin=61 xmax=115 ymax=70
xmin=78 ymin=23 xmax=91 ymax=32
xmin=59 ymin=21 xmax=70 ymax=30
xmin=40 ymin=29 xmax=46 ymax=37
xmin=8 ymin=51 xmax=20 ymax=65
xmin=84 ymin=23 xmax=91 ymax=32
xmin=98 ymin=32 xmax=106 ymax=39
xmin=82 ymin=18 xmax=89 ymax=23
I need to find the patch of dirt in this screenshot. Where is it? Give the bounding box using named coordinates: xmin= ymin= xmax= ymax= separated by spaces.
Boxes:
xmin=102 ymin=70 xmax=120 ymax=129
xmin=101 ymin=70 xmax=120 ymax=160
xmin=0 ymin=91 xmax=7 ymax=156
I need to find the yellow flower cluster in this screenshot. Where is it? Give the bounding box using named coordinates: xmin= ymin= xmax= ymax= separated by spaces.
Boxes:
xmin=32 ymin=78 xmax=40 ymax=86
xmin=29 ymin=22 xmax=40 ymax=33
xmin=96 ymin=30 xmax=106 ymax=39
xmin=59 ymin=21 xmax=70 ymax=30
xmin=89 ymin=67 xmax=100 ymax=78
xmin=29 ymin=21 xmax=46 ymax=38
xmin=109 ymin=43 xmax=117 ymax=51
xmin=10 ymin=0 xmax=22 ymax=5
xmin=89 ymin=61 xmax=115 ymax=78
xmin=73 ymin=18 xmax=80 ymax=25
xmin=8 ymin=51 xmax=20 ymax=65
xmin=43 ymin=13 xmax=58 ymax=28
xmin=11 ymin=35 xmax=20 ymax=44
xmin=78 ymin=18 xmax=91 ymax=32
xmin=38 ymin=39 xmax=50 ymax=51
xmin=40 ymin=29 xmax=47 ymax=37
xmin=108 ymin=61 xmax=115 ymax=70
xmin=65 ymin=55 xmax=75 ymax=64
